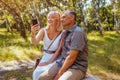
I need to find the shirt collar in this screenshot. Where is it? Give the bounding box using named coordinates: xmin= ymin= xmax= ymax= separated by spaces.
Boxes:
xmin=67 ymin=24 xmax=77 ymax=32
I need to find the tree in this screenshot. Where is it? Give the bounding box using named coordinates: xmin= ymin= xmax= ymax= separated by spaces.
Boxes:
xmin=78 ymin=0 xmax=88 ymax=32
xmin=91 ymin=0 xmax=103 ymax=36
xmin=111 ymin=0 xmax=119 ymax=33
xmin=0 ymin=0 xmax=27 ymax=39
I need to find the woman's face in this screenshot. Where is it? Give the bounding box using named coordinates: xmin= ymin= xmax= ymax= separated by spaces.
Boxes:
xmin=47 ymin=12 xmax=60 ymax=27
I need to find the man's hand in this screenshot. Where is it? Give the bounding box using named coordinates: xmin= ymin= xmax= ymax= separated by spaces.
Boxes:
xmin=54 ymin=73 xmax=62 ymax=80
xmin=53 ymin=50 xmax=79 ymax=80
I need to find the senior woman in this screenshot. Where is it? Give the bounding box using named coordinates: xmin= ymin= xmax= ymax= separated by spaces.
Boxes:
xmin=31 ymin=10 xmax=64 ymax=80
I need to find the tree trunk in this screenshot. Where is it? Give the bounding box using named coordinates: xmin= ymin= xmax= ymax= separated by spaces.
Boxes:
xmin=112 ymin=0 xmax=119 ymax=33
xmin=5 ymin=18 xmax=10 ymax=32
xmin=114 ymin=17 xmax=119 ymax=33
xmin=103 ymin=8 xmax=111 ymax=31
xmin=14 ymin=16 xmax=27 ymax=39
xmin=92 ymin=0 xmax=103 ymax=36
xmin=78 ymin=1 xmax=88 ymax=32
xmin=0 ymin=0 xmax=27 ymax=39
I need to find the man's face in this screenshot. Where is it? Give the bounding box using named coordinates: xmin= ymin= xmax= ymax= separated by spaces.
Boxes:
xmin=61 ymin=12 xmax=73 ymax=28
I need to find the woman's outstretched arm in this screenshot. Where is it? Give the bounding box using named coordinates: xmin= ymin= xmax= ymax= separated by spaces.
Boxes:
xmin=31 ymin=24 xmax=44 ymax=45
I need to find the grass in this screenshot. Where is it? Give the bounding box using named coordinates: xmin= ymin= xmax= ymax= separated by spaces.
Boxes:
xmin=0 ymin=28 xmax=120 ymax=80
xmin=0 ymin=28 xmax=43 ymax=61
xmin=88 ymin=31 xmax=120 ymax=80
xmin=0 ymin=68 xmax=33 ymax=80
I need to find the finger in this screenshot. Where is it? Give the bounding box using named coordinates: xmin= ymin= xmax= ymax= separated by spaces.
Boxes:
xmin=34 ymin=27 xmax=39 ymax=31
xmin=31 ymin=24 xmax=37 ymax=29
xmin=34 ymin=24 xmax=39 ymax=27
xmin=36 ymin=26 xmax=40 ymax=30
xmin=34 ymin=26 xmax=40 ymax=31
xmin=37 ymin=24 xmax=41 ymax=28
xmin=31 ymin=24 xmax=35 ymax=28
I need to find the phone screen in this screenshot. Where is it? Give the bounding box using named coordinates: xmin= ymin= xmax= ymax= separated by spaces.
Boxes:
xmin=32 ymin=18 xmax=38 ymax=25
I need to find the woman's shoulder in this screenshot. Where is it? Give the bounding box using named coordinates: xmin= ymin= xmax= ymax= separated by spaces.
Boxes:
xmin=59 ymin=29 xmax=65 ymax=33
xmin=62 ymin=30 xmax=65 ymax=32
xmin=59 ymin=30 xmax=65 ymax=37
xmin=40 ymin=28 xmax=49 ymax=33
xmin=60 ymin=30 xmax=65 ymax=34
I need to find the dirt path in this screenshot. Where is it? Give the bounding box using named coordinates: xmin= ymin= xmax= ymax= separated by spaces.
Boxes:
xmin=1 ymin=60 xmax=120 ymax=80
xmin=0 ymin=60 xmax=34 ymax=80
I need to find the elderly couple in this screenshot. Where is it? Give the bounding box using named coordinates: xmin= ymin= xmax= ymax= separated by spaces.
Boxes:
xmin=31 ymin=10 xmax=88 ymax=80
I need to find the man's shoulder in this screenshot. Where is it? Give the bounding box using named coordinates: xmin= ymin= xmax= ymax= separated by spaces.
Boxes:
xmin=74 ymin=26 xmax=84 ymax=33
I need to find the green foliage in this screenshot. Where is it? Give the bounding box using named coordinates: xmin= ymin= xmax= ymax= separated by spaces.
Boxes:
xmin=0 ymin=28 xmax=43 ymax=61
xmin=1 ymin=0 xmax=120 ymax=36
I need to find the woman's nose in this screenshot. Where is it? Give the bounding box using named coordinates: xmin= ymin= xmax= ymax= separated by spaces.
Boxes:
xmin=48 ymin=18 xmax=52 ymax=21
xmin=48 ymin=18 xmax=51 ymax=21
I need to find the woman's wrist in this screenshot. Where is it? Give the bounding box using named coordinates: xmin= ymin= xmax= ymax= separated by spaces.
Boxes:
xmin=31 ymin=33 xmax=35 ymax=38
xmin=48 ymin=61 xmax=52 ymax=64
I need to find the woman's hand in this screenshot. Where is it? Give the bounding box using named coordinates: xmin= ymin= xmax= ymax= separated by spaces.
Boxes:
xmin=38 ymin=62 xmax=50 ymax=66
xmin=31 ymin=24 xmax=40 ymax=36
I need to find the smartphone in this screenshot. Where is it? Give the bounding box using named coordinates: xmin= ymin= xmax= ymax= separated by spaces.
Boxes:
xmin=31 ymin=18 xmax=38 ymax=25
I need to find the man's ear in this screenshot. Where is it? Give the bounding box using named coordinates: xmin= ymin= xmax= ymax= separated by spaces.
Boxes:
xmin=70 ymin=15 xmax=75 ymax=21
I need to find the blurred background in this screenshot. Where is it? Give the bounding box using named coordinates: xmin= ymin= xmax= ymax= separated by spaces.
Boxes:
xmin=0 ymin=0 xmax=120 ymax=80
